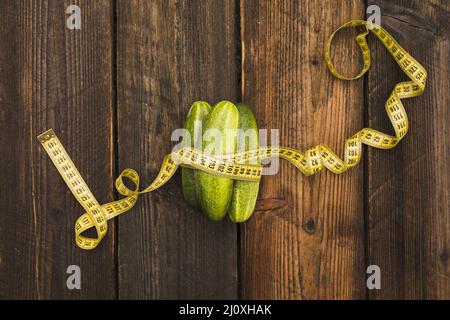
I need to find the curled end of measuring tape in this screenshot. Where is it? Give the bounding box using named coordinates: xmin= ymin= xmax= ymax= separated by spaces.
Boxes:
xmin=325 ymin=20 xmax=372 ymax=81
xmin=38 ymin=20 xmax=426 ymax=250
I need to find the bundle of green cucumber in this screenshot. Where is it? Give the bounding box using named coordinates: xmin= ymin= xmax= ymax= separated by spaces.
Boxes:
xmin=182 ymin=101 xmax=260 ymax=222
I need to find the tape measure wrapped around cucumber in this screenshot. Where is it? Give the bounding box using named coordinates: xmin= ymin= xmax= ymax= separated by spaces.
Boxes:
xmin=37 ymin=20 xmax=427 ymax=250
xmin=182 ymin=101 xmax=260 ymax=222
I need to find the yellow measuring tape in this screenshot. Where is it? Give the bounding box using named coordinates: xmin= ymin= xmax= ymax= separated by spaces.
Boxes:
xmin=38 ymin=20 xmax=426 ymax=250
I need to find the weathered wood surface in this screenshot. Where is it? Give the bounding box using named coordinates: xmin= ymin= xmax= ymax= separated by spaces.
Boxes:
xmin=240 ymin=0 xmax=366 ymax=299
xmin=366 ymin=0 xmax=450 ymax=299
xmin=0 ymin=0 xmax=448 ymax=300
xmin=116 ymin=0 xmax=238 ymax=299
xmin=0 ymin=0 xmax=116 ymax=299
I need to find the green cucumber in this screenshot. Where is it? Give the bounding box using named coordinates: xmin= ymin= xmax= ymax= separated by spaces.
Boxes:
xmin=195 ymin=101 xmax=239 ymax=221
xmin=182 ymin=101 xmax=212 ymax=208
xmin=228 ymin=103 xmax=260 ymax=222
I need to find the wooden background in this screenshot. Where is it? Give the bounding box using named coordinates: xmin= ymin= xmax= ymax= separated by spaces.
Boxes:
xmin=0 ymin=0 xmax=448 ymax=299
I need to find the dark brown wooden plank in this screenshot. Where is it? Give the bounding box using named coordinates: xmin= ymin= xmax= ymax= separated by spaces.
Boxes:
xmin=0 ymin=0 xmax=116 ymax=299
xmin=366 ymin=0 xmax=450 ymax=299
xmin=116 ymin=0 xmax=238 ymax=299
xmin=241 ymin=0 xmax=366 ymax=299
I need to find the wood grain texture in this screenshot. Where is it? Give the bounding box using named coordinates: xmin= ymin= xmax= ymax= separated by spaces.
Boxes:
xmin=240 ymin=0 xmax=366 ymax=299
xmin=366 ymin=0 xmax=450 ymax=299
xmin=116 ymin=0 xmax=238 ymax=299
xmin=0 ymin=0 xmax=116 ymax=299
xmin=0 ymin=0 xmax=448 ymax=301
